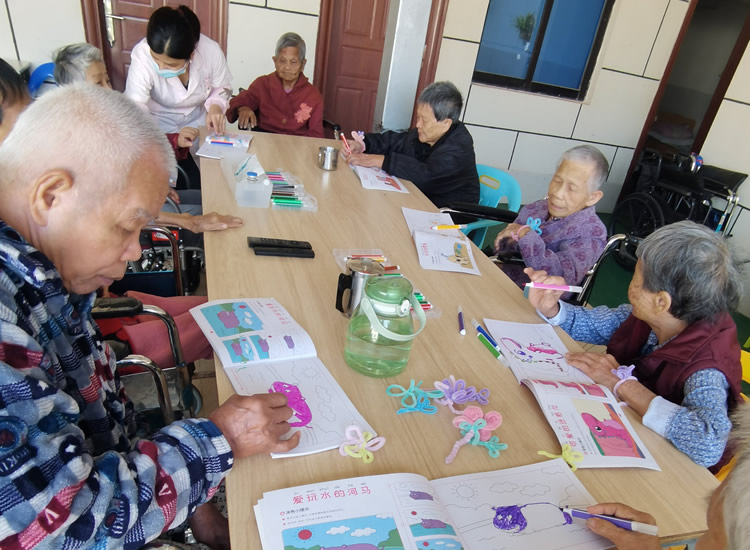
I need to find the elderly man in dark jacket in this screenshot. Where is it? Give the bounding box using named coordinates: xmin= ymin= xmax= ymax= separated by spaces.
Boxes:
xmin=345 ymin=81 xmax=479 ymax=208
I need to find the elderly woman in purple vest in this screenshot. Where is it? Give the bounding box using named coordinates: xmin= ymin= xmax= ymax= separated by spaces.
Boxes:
xmin=526 ymin=221 xmax=743 ymax=470
xmin=494 ymin=145 xmax=608 ymax=289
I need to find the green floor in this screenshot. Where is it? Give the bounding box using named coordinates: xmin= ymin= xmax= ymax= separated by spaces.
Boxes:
xmin=483 ymin=216 xmax=750 ymax=349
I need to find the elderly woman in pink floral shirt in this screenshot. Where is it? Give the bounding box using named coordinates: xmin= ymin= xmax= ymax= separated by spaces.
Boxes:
xmin=226 ymin=32 xmax=323 ymax=138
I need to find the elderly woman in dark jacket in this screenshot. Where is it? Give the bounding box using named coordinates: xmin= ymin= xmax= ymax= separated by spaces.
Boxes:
xmin=527 ymin=221 xmax=742 ymax=471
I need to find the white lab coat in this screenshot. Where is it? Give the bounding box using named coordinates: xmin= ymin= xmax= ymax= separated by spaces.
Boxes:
xmin=125 ymin=34 xmax=232 ymax=134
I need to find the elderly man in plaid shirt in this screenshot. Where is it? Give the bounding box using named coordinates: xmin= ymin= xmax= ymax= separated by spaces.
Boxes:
xmin=0 ymin=83 xmax=300 ymax=549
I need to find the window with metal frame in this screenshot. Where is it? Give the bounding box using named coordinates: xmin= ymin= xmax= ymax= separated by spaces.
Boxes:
xmin=473 ymin=0 xmax=615 ymax=101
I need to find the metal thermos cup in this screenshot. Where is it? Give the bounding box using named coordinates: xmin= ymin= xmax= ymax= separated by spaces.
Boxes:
xmin=318 ymin=146 xmax=339 ymax=170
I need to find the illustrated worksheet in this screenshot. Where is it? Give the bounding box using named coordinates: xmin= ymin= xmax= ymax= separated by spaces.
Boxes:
xmin=190 ymin=298 xmax=374 ymax=458
xmin=352 ymin=165 xmax=409 ymax=193
xmin=254 ymin=459 xmax=612 ymax=550
xmin=401 ymin=207 xmax=462 ymax=238
xmin=413 ymin=230 xmax=481 ymax=276
xmin=484 ymin=319 xmax=660 ymax=470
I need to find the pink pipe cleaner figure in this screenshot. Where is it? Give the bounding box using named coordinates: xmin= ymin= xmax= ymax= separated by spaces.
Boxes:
xmin=445 ymin=406 xmax=507 ymax=464
xmin=269 ymin=381 xmax=312 ymax=427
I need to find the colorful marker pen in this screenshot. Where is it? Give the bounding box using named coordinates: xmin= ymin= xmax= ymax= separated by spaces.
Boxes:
xmin=561 ymin=508 xmax=659 ymax=536
xmin=525 ymin=282 xmax=584 ymax=293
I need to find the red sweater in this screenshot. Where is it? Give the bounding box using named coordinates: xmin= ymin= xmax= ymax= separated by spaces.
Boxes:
xmin=226 ymin=72 xmax=324 ymax=138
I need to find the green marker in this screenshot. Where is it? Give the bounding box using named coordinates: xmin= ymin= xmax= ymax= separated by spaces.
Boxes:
xmin=477 ymin=332 xmax=502 ymax=361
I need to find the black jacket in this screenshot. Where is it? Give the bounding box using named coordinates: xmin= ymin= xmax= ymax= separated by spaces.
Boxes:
xmin=364 ymin=123 xmax=480 ymax=207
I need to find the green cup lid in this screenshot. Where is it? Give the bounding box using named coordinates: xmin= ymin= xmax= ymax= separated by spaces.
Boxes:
xmin=365 ymin=275 xmax=413 ymax=304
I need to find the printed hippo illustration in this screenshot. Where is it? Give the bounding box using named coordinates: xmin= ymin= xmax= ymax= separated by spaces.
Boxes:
xmin=268 ymin=382 xmax=312 ymax=427
xmin=217 ymin=310 xmax=239 ymax=329
xmin=256 ymin=337 xmax=270 ymax=353
xmin=409 ymin=490 xmax=434 ymax=501
xmin=582 ymin=412 xmax=640 ymax=457
xmin=421 ymin=518 xmax=447 ymax=529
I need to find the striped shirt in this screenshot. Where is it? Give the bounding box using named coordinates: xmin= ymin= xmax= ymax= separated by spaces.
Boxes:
xmin=0 ymin=219 xmax=232 ymax=549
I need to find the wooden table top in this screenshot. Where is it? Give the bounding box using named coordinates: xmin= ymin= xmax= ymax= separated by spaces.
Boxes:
xmin=200 ymin=131 xmax=716 ymax=548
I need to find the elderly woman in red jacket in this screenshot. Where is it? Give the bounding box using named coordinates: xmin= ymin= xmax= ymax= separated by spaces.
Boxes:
xmin=226 ymin=32 xmax=323 ymax=138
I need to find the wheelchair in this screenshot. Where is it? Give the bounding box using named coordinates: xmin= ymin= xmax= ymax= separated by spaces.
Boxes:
xmin=608 ymin=150 xmax=747 ymax=269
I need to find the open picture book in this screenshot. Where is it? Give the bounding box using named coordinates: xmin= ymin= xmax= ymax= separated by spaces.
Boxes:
xmin=352 ymin=165 xmax=409 ymax=193
xmin=190 ymin=298 xmax=374 ymax=458
xmin=484 ymin=319 xmax=660 ymax=470
xmin=254 ymin=458 xmax=612 ymax=550
xmin=401 ymin=207 xmax=481 ymax=276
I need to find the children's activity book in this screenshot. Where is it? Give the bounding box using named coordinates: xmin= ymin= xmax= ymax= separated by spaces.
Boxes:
xmin=401 ymin=208 xmax=480 ymax=276
xmin=353 ymin=165 xmax=409 ymax=193
xmin=190 ymin=298 xmax=374 ymax=458
xmin=484 ymin=320 xmax=660 ymax=470
xmin=254 ymin=459 xmax=611 ymax=550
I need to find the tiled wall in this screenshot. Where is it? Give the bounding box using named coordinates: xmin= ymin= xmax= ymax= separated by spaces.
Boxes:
xmin=0 ymin=0 xmax=86 ymax=65
xmin=226 ymin=1 xmax=320 ymax=90
xmin=434 ymin=0 xmax=690 ymax=213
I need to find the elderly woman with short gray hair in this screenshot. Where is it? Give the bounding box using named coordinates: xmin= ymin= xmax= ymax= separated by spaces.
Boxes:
xmin=527 ymin=221 xmax=743 ymax=471
xmin=226 ymin=31 xmax=323 ymax=137
xmin=345 ymin=81 xmax=479 ymax=208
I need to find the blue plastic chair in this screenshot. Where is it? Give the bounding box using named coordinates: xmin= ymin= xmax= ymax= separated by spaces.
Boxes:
xmin=28 ymin=62 xmax=56 ymax=97
xmin=463 ymin=164 xmax=522 ymax=247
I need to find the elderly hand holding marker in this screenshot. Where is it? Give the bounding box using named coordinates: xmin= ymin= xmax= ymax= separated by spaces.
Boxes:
xmin=585 ymin=503 xmax=659 ymax=550
xmin=524 ymin=267 xmax=566 ymax=317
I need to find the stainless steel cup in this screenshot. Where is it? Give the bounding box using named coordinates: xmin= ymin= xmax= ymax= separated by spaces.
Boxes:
xmin=318 ymin=146 xmax=339 ymax=170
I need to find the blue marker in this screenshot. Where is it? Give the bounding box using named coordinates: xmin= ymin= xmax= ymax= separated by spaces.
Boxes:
xmin=470 ymin=319 xmax=508 ymax=366
xmin=561 ymin=508 xmax=659 ymax=536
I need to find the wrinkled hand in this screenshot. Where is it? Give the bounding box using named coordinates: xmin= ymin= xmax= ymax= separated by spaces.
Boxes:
xmin=566 ymin=352 xmax=620 ymax=389
xmin=494 ymin=223 xmax=523 ymax=250
xmin=177 ymin=126 xmax=199 ymax=148
xmin=209 ymin=393 xmax=301 ymax=458
xmin=524 ymin=267 xmax=566 ymax=317
xmin=237 ymin=106 xmax=257 ymax=130
xmin=185 ymin=212 xmax=244 ymax=233
xmin=585 ymin=503 xmax=660 ymax=550
xmin=345 ymin=139 xmax=364 ymax=155
xmin=346 ymin=153 xmax=384 ymax=169
xmin=166 ymin=188 xmax=181 ymax=204
xmin=206 ymin=104 xmax=227 ymax=134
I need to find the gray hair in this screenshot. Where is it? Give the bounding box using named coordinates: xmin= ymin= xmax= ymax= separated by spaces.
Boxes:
xmin=558 ymin=144 xmax=609 ymax=192
xmin=0 ymin=84 xmax=175 ymax=199
xmin=418 ymin=81 xmax=462 ymax=123
xmin=636 ymin=221 xmax=742 ymax=324
xmin=53 ymin=43 xmax=103 ymax=85
xmin=723 ymin=405 xmax=750 ymax=549
xmin=275 ymin=32 xmax=306 ymax=61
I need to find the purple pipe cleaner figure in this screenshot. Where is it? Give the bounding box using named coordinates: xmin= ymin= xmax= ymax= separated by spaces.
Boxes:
xmin=434 ymin=375 xmax=490 ymax=413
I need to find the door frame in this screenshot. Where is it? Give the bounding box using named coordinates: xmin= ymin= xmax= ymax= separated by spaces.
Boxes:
xmin=79 ymin=0 xmax=228 ymax=53
xmin=314 ymin=0 xmax=449 ymax=127
xmin=618 ymin=0 xmax=750 ymax=204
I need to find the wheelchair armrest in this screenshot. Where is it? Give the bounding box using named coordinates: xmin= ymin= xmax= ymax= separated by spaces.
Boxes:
xmin=441 ymin=202 xmax=518 ymax=223
xmin=92 ymin=297 xmax=144 ymax=319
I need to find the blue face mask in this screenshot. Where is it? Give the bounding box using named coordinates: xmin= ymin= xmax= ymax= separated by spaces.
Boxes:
xmin=151 ymin=58 xmax=188 ymax=79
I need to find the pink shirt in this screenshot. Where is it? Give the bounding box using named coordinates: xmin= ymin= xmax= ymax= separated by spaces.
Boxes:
xmin=125 ymin=34 xmax=232 ymax=133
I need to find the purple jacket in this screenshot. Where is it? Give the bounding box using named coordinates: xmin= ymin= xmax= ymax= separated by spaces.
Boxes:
xmin=497 ymin=199 xmax=607 ymax=287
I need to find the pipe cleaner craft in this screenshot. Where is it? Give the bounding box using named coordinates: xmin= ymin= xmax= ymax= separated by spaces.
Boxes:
xmin=338 ymin=425 xmax=385 ymax=464
xmin=445 ymin=406 xmax=508 ymax=464
xmin=434 ymin=375 xmax=490 ymax=414
xmin=538 ymin=444 xmax=584 ymax=471
xmin=511 ymin=217 xmax=543 ymax=241
xmin=386 ymin=380 xmax=443 ymax=414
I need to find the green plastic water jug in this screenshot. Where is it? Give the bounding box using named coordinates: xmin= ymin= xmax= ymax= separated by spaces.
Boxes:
xmin=344 ymin=275 xmax=426 ymax=377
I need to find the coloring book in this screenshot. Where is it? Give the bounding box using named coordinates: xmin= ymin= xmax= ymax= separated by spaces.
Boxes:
xmin=254 ymin=458 xmax=612 ymax=550
xmin=190 ymin=298 xmax=374 ymax=458
xmin=484 ymin=320 xmax=660 ymax=470
xmin=353 ymin=165 xmax=409 ymax=193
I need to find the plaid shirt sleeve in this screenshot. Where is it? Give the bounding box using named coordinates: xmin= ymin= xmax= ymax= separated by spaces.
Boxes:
xmin=0 ymin=224 xmax=233 ymax=549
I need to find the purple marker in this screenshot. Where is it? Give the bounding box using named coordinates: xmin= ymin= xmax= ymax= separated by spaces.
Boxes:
xmin=561 ymin=507 xmax=659 ymax=536
xmin=457 ymin=306 xmax=466 ymax=335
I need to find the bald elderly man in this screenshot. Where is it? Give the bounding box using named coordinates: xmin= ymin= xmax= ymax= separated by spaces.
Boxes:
xmin=0 ymin=85 xmax=299 ymax=548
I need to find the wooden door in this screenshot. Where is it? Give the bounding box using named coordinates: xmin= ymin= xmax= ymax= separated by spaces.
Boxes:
xmin=316 ymin=0 xmax=390 ymax=133
xmin=81 ymin=0 xmax=227 ymax=92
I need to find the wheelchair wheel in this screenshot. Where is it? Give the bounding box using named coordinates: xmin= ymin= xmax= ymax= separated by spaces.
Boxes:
xmin=608 ymin=192 xmax=665 ymax=269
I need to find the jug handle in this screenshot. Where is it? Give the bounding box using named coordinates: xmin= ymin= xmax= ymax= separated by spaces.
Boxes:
xmin=360 ymin=293 xmax=426 ymax=342
xmin=335 ymin=273 xmax=352 ymax=313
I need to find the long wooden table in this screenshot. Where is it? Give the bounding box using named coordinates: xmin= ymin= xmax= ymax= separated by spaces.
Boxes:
xmin=201 ymin=132 xmax=717 ymax=548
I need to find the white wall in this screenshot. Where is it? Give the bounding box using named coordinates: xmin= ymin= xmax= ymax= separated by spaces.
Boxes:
xmin=0 ymin=0 xmax=85 ymax=67
xmin=434 ymin=0 xmax=690 ymax=213
xmin=226 ymin=1 xmax=320 ymax=90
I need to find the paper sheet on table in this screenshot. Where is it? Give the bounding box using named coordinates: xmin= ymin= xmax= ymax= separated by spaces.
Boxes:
xmin=413 ymin=230 xmax=481 ymax=275
xmin=483 ymin=319 xmax=593 ymax=384
xmin=196 ymin=133 xmax=253 ymax=159
xmin=401 ymin=207 xmax=462 ymax=238
xmin=352 ymin=165 xmax=409 ymax=193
